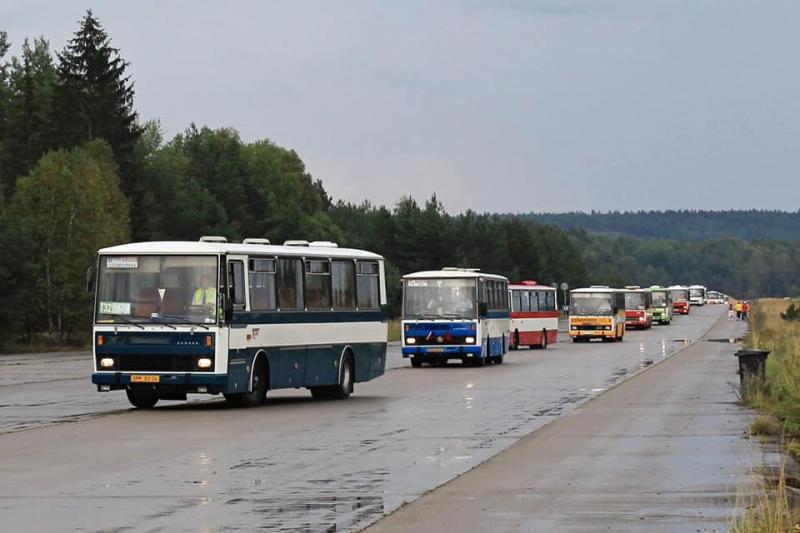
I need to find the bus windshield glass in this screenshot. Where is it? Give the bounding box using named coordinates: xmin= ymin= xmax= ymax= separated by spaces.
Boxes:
xmin=671 ymin=289 xmax=689 ymax=300
xmin=689 ymin=288 xmax=705 ymax=298
xmin=570 ymin=292 xmax=614 ymax=316
xmin=404 ymin=278 xmax=477 ymax=319
xmin=96 ymin=255 xmax=219 ymax=324
xmin=625 ymin=292 xmax=647 ymax=310
xmin=651 ymin=292 xmax=668 ymax=306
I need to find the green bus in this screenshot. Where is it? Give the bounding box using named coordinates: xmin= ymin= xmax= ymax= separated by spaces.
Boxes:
xmin=647 ymin=285 xmax=673 ymax=325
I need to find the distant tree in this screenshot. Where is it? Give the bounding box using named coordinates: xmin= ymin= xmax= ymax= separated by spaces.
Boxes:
xmin=10 ymin=140 xmax=129 ymax=342
xmin=53 ymin=11 xmax=141 ymax=192
xmin=3 ymin=37 xmax=58 ymax=193
xmin=0 ymin=31 xmax=11 ymax=193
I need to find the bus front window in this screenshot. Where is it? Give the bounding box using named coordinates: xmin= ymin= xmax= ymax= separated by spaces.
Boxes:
xmin=651 ymin=292 xmax=667 ymax=307
xmin=570 ymin=293 xmax=614 ymax=316
xmin=95 ymin=255 xmax=219 ymax=324
xmin=625 ymin=292 xmax=647 ymax=310
xmin=404 ymin=278 xmax=477 ymax=319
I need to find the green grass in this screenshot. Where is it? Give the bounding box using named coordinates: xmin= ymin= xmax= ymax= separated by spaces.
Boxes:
xmin=731 ymin=469 xmax=800 ymax=533
xmin=750 ymin=416 xmax=781 ymax=436
xmin=740 ymin=299 xmax=800 ymax=439
xmin=732 ymin=299 xmax=800 ymax=532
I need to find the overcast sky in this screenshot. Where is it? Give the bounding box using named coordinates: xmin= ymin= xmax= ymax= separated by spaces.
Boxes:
xmin=3 ymin=0 xmax=799 ymax=213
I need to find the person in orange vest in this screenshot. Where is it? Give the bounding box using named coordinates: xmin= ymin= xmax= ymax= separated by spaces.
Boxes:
xmin=742 ymin=301 xmax=750 ymax=320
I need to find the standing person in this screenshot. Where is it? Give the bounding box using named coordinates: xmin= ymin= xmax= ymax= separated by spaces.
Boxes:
xmin=742 ymin=301 xmax=750 ymax=320
xmin=728 ymin=301 xmax=735 ymax=320
xmin=735 ymin=300 xmax=743 ymax=320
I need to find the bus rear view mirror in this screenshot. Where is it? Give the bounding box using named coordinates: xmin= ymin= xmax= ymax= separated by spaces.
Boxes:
xmin=85 ymin=266 xmax=95 ymax=293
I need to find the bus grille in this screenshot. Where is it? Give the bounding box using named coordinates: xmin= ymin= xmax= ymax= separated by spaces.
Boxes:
xmin=98 ymin=354 xmax=213 ymax=372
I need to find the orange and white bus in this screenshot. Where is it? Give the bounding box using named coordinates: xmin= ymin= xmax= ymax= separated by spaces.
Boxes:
xmin=508 ymin=281 xmax=559 ymax=349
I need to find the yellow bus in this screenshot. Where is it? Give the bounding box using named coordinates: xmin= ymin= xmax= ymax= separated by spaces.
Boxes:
xmin=569 ymin=286 xmax=626 ymax=343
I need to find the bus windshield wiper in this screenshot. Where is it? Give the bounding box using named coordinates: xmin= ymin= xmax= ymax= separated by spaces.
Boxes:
xmin=154 ymin=315 xmax=210 ymax=330
xmin=439 ymin=313 xmax=473 ymax=320
xmin=110 ymin=314 xmax=144 ymax=329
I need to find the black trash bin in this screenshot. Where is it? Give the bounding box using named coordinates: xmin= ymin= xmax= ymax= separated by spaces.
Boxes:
xmin=735 ymin=349 xmax=770 ymax=387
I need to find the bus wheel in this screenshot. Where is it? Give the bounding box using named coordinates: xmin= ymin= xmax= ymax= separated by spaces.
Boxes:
xmin=540 ymin=330 xmax=548 ymax=349
xmin=329 ymin=353 xmax=354 ymax=400
xmin=494 ymin=354 xmax=504 ymax=364
xmin=512 ymin=329 xmax=520 ymax=350
xmin=126 ymin=387 xmax=158 ymax=409
xmin=410 ymin=357 xmax=423 ymax=368
xmin=226 ymin=357 xmax=268 ymax=407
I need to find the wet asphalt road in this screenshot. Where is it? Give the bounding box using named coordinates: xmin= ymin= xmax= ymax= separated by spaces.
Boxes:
xmin=0 ymin=307 xmax=724 ymax=532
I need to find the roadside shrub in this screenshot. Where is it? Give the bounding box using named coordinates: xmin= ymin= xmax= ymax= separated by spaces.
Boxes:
xmin=750 ymin=416 xmax=781 ymax=436
xmin=780 ymin=303 xmax=800 ymax=321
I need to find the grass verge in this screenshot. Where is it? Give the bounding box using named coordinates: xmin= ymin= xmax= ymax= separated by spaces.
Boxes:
xmin=733 ymin=298 xmax=800 ymax=531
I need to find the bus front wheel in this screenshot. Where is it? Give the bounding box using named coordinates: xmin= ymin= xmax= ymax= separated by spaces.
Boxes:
xmin=540 ymin=329 xmax=548 ymax=349
xmin=126 ymin=387 xmax=159 ymax=409
xmin=225 ymin=357 xmax=268 ymax=407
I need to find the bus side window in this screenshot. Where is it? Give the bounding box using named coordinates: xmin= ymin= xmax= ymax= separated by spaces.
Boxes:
xmin=332 ymin=260 xmax=356 ymax=310
xmin=520 ymin=290 xmax=529 ymax=312
xmin=547 ymin=291 xmax=555 ymax=311
xmin=248 ymin=258 xmax=276 ymax=311
xmin=305 ymin=259 xmax=331 ymax=310
xmin=277 ymin=258 xmax=303 ymax=310
xmin=502 ymin=282 xmax=509 ymax=310
xmin=229 ymin=260 xmax=246 ymax=309
xmin=512 ymin=290 xmax=521 ymax=312
xmin=356 ymin=261 xmax=379 ymax=309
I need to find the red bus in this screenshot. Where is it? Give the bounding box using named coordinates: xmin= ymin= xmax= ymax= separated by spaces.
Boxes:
xmin=509 ymin=281 xmax=559 ymax=349
xmin=668 ymin=285 xmax=691 ymax=315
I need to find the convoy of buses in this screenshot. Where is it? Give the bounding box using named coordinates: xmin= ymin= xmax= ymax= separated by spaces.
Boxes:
xmin=89 ymin=237 xmax=722 ymax=408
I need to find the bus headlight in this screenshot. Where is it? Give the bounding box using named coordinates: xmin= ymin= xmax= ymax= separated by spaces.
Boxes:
xmin=197 ymin=358 xmax=213 ymax=369
xmin=99 ymin=357 xmax=115 ymax=368
xmin=465 ymin=336 xmax=475 ymax=344
xmin=406 ymin=337 xmax=416 ymax=344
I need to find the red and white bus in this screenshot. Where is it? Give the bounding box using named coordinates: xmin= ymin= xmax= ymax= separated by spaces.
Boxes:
xmin=668 ymin=285 xmax=691 ymax=315
xmin=509 ymin=281 xmax=559 ymax=349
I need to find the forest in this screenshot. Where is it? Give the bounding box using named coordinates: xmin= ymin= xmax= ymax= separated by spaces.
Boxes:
xmin=0 ymin=12 xmax=797 ymax=349
xmin=526 ymin=210 xmax=800 ymax=241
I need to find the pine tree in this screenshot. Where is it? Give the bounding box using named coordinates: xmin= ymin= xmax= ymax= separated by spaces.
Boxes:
xmin=0 ymin=31 xmax=12 ymax=195
xmin=53 ymin=11 xmax=141 ymax=193
xmin=4 ymin=37 xmax=58 ymax=192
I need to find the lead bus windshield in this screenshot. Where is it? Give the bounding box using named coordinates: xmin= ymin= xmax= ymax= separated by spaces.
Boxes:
xmin=570 ymin=292 xmax=614 ymax=316
xmin=690 ymin=288 xmax=705 ymax=298
xmin=95 ymin=255 xmax=219 ymax=324
xmin=404 ymin=278 xmax=477 ymax=319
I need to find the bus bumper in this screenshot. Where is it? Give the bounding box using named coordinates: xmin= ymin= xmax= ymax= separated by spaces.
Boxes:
xmin=569 ymin=329 xmax=616 ymax=338
xmin=402 ymin=346 xmax=483 ymax=361
xmin=92 ymin=372 xmax=228 ymax=394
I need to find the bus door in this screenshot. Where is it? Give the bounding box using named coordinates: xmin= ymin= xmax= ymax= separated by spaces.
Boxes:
xmin=226 ymin=255 xmax=249 ymax=390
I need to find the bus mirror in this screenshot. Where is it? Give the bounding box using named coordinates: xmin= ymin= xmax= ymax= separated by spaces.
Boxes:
xmin=85 ymin=266 xmax=95 ymax=293
xmin=478 ymin=302 xmax=488 ymax=317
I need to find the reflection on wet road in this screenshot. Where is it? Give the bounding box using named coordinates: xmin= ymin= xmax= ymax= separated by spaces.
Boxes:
xmin=0 ymin=307 xmax=724 ymax=531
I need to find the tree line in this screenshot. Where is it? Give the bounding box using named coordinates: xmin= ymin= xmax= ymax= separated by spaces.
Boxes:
xmin=525 ymin=210 xmax=800 ymax=241
xmin=0 ymin=12 xmax=588 ymax=349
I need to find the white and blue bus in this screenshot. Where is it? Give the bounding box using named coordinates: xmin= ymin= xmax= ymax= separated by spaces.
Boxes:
xmin=90 ymin=237 xmax=388 ymax=408
xmin=401 ymin=269 xmax=510 ymax=367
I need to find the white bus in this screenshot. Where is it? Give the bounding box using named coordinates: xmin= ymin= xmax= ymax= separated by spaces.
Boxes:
xmin=91 ymin=237 xmax=388 ymax=408
xmin=401 ymin=269 xmax=510 ymax=367
xmin=688 ymin=284 xmax=707 ymax=306
xmin=508 ymin=281 xmax=559 ymax=349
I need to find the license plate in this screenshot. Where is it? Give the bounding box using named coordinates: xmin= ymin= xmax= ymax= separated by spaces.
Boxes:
xmin=131 ymin=374 xmax=160 ymax=383
xmin=427 ymin=347 xmax=444 ymax=353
